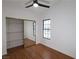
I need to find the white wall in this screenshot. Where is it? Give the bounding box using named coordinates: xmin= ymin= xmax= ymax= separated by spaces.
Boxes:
xmin=2 ymin=14 xmax=7 ymax=55
xmin=37 ymin=0 xmax=76 ymax=58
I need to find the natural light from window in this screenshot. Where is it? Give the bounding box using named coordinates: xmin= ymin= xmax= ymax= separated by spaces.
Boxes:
xmin=43 ymin=19 xmax=51 ymax=39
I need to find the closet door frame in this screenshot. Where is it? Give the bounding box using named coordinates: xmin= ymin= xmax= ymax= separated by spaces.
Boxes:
xmin=6 ymin=17 xmax=36 ymax=47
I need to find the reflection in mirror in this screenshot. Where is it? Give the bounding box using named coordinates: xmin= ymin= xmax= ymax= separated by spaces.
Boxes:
xmin=24 ymin=20 xmax=36 ymax=47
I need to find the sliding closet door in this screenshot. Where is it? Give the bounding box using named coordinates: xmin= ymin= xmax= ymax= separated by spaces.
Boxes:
xmin=6 ymin=18 xmax=24 ymax=49
xmin=24 ymin=21 xmax=36 ymax=47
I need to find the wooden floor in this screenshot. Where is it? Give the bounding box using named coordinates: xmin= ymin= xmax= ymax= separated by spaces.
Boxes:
xmin=24 ymin=38 xmax=36 ymax=48
xmin=3 ymin=44 xmax=74 ymax=59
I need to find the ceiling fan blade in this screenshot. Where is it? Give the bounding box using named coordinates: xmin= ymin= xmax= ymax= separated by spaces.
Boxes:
xmin=25 ymin=4 xmax=33 ymax=8
xmin=38 ymin=3 xmax=50 ymax=8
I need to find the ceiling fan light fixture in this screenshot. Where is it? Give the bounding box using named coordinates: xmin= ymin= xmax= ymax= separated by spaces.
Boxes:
xmin=33 ymin=3 xmax=38 ymax=7
xmin=25 ymin=0 xmax=50 ymax=8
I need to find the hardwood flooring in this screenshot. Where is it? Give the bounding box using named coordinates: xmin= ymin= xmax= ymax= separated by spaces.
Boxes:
xmin=23 ymin=38 xmax=36 ymax=48
xmin=3 ymin=44 xmax=74 ymax=59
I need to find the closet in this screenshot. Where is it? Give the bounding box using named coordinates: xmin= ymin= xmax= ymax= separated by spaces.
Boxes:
xmin=6 ymin=17 xmax=36 ymax=49
xmin=6 ymin=18 xmax=24 ymax=49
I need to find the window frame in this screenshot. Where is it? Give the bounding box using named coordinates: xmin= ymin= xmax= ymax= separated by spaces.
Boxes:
xmin=43 ymin=19 xmax=51 ymax=40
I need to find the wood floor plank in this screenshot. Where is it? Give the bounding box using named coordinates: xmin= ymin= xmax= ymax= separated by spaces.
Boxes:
xmin=31 ymin=44 xmax=58 ymax=59
xmin=26 ymin=47 xmax=43 ymax=59
xmin=3 ymin=44 xmax=74 ymax=59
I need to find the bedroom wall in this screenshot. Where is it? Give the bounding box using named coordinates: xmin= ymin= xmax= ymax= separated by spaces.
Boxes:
xmin=37 ymin=0 xmax=76 ymax=58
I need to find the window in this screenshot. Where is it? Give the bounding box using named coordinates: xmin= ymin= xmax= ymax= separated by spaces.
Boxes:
xmin=43 ymin=19 xmax=51 ymax=39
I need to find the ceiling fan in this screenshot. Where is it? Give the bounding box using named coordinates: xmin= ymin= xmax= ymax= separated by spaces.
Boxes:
xmin=25 ymin=0 xmax=50 ymax=8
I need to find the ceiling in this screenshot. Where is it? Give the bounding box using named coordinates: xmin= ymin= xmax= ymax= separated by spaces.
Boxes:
xmin=3 ymin=0 xmax=54 ymax=2
xmin=3 ymin=0 xmax=60 ymax=17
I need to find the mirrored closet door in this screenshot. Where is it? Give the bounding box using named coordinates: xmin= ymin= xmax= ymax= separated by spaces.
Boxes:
xmin=24 ymin=20 xmax=36 ymax=47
